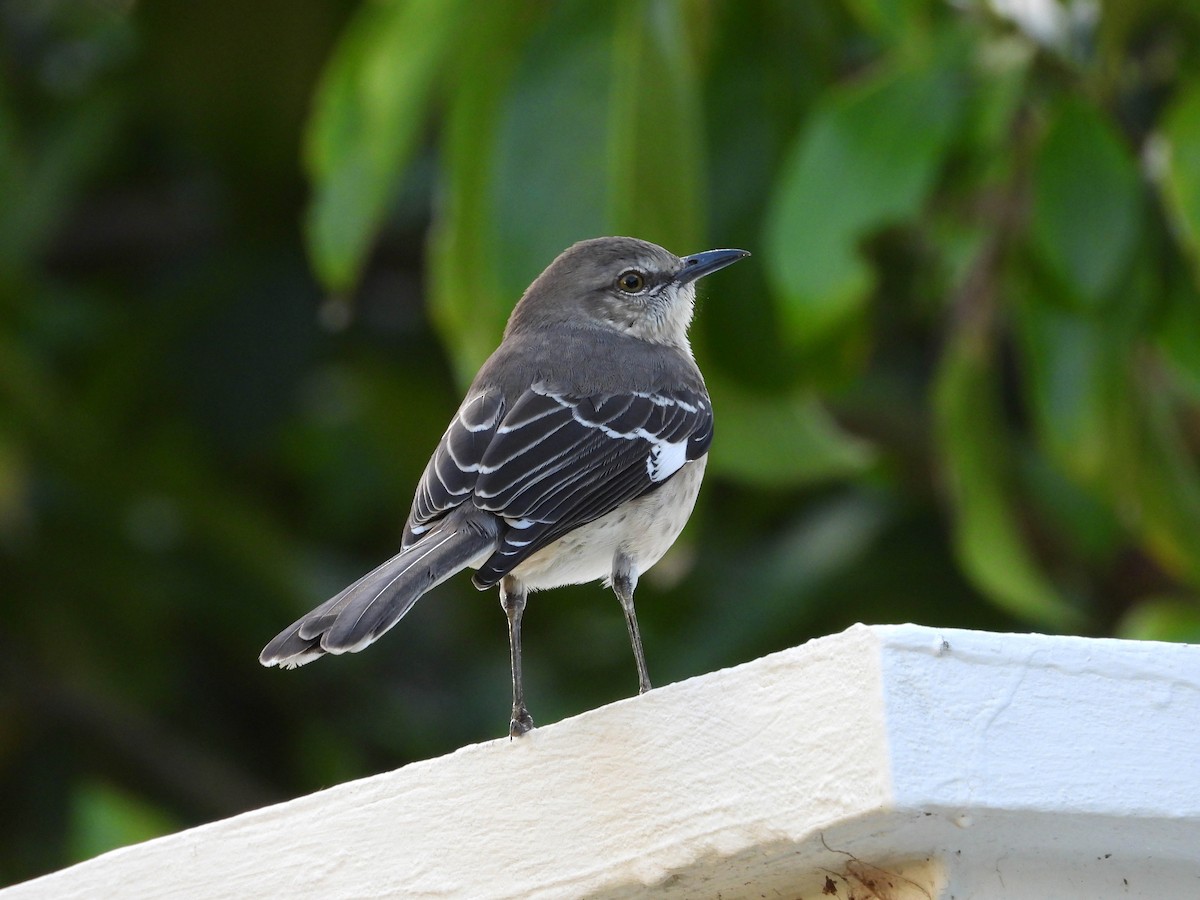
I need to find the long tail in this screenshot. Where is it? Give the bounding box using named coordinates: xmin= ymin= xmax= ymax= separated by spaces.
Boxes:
xmin=260 ymin=512 xmax=498 ymax=669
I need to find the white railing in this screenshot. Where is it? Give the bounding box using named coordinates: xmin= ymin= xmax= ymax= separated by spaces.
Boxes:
xmin=5 ymin=624 xmax=1198 ymax=899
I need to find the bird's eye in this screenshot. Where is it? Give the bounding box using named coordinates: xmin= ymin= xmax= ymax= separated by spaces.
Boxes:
xmin=617 ymin=270 xmax=646 ymax=293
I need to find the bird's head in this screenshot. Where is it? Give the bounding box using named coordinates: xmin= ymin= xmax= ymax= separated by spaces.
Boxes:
xmin=506 ymin=237 xmax=749 ymax=351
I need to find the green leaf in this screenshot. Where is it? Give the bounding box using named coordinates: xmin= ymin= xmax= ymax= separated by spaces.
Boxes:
xmin=304 ymin=0 xmax=466 ymax=292
xmin=765 ymin=56 xmax=963 ymax=346
xmin=1157 ymin=264 xmax=1200 ymax=399
xmin=934 ymin=330 xmax=1085 ymax=629
xmin=842 ymin=0 xmax=931 ymax=43
xmin=1014 ymin=291 xmax=1119 ymax=484
xmin=1117 ymin=385 xmax=1200 ymax=588
xmin=606 ymin=0 xmax=704 ymax=252
xmin=1021 ymin=266 xmax=1200 ymax=589
xmin=706 ymin=378 xmax=875 ymax=487
xmin=428 ymin=4 xmax=530 ymax=386
xmin=0 ymin=92 xmax=120 ymax=279
xmin=488 ymin=3 xmax=616 ymax=301
xmin=1160 ymin=78 xmax=1200 ymax=284
xmin=1117 ymin=597 xmax=1200 ymax=643
xmin=1020 ymin=444 xmax=1121 ymax=564
xmin=1030 ymin=98 xmax=1142 ymax=309
xmin=69 ymin=781 xmax=176 ymax=864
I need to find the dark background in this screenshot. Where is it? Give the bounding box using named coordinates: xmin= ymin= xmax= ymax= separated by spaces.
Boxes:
xmin=3 ymin=0 xmax=1200 ymax=885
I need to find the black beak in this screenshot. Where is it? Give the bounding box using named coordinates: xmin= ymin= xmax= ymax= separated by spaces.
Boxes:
xmin=675 ymin=248 xmax=751 ymax=284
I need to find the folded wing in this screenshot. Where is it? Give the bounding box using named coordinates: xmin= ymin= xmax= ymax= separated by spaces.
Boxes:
xmin=470 ymin=385 xmax=712 ymax=588
xmin=402 ymin=384 xmax=712 ymax=590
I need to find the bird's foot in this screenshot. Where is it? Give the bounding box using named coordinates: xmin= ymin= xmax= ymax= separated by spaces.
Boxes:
xmin=509 ymin=705 xmax=534 ymax=739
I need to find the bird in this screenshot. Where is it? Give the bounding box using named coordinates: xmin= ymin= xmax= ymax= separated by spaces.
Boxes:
xmin=260 ymin=236 xmax=750 ymax=737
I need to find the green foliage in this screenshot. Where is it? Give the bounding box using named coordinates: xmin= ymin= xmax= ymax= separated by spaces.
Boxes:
xmin=68 ymin=782 xmax=178 ymax=864
xmin=706 ymin=378 xmax=875 ymax=487
xmin=766 ymin=52 xmax=965 ymax=346
xmin=1161 ymin=80 xmax=1200 ymax=267
xmin=306 ymin=0 xmax=467 ymax=291
xmin=1031 ymin=98 xmax=1143 ymax=310
xmin=1118 ymin=595 xmax=1200 ymax=642
xmin=4 ymin=0 xmax=1200 ymax=886
xmin=934 ymin=327 xmax=1084 ymax=629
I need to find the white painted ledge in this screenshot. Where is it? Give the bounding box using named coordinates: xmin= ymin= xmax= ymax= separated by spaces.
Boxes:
xmin=6 ymin=624 xmax=1199 ymax=899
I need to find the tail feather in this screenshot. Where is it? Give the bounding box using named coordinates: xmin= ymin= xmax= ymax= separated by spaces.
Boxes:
xmin=259 ymin=513 xmax=498 ymax=669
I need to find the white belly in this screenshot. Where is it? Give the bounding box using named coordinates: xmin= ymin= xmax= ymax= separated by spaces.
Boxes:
xmin=508 ymin=456 xmax=707 ymax=590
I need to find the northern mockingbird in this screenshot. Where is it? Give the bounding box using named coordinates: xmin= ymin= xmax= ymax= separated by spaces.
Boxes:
xmin=261 ymin=236 xmax=749 ymax=736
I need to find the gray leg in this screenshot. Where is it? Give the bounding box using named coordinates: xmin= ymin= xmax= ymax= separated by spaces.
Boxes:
xmin=612 ymin=552 xmax=652 ymax=695
xmin=500 ymin=576 xmax=534 ymax=737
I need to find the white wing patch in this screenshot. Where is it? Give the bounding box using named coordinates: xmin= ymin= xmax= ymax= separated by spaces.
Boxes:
xmin=647 ymin=439 xmax=688 ymax=482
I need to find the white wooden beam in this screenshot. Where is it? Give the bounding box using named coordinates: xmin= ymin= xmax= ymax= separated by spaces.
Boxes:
xmin=5 ymin=624 xmax=1198 ymax=898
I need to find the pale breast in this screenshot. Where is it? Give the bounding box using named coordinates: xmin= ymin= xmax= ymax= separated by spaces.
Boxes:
xmin=509 ymin=456 xmax=708 ymax=590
